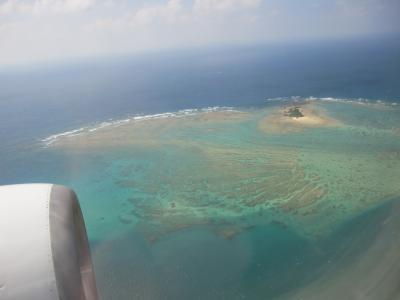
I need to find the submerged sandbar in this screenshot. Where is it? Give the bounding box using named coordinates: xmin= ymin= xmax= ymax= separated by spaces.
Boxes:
xmin=48 ymin=109 xmax=250 ymax=150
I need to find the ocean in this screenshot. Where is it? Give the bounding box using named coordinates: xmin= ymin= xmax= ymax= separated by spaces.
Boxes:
xmin=1 ymin=34 xmax=400 ymax=299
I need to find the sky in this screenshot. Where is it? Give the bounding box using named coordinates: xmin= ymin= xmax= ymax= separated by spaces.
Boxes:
xmin=0 ymin=0 xmax=399 ymax=66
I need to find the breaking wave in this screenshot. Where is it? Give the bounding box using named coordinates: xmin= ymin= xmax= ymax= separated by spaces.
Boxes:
xmin=41 ymin=106 xmax=237 ymax=146
xmin=265 ymin=96 xmax=399 ymax=106
xmin=41 ymin=97 xmax=399 ymax=147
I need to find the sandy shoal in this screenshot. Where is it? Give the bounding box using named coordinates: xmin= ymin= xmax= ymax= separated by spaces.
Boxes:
xmin=258 ymin=103 xmax=341 ymax=134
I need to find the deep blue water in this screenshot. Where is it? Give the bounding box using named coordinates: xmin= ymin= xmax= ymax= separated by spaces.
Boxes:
xmin=1 ymin=34 xmax=399 ymax=153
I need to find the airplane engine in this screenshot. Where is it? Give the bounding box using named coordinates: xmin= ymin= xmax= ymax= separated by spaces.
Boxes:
xmin=0 ymin=184 xmax=99 ymax=300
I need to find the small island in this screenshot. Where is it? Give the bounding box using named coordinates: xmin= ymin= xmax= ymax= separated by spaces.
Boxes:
xmin=258 ymin=103 xmax=340 ymax=134
xmin=284 ymin=106 xmax=304 ymax=118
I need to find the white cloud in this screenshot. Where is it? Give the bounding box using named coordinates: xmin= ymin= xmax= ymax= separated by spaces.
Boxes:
xmin=134 ymin=0 xmax=184 ymax=25
xmin=89 ymin=0 xmax=186 ymax=30
xmin=0 ymin=0 xmax=398 ymax=66
xmin=194 ymin=0 xmax=261 ymax=14
xmin=0 ymin=0 xmax=95 ymax=16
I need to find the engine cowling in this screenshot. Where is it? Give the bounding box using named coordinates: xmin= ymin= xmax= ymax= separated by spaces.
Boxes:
xmin=0 ymin=184 xmax=99 ymax=300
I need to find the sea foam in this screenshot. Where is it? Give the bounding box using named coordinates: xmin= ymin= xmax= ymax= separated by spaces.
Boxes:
xmin=41 ymin=106 xmax=236 ymax=146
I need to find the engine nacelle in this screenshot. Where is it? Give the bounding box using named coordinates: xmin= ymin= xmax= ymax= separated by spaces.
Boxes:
xmin=0 ymin=184 xmax=99 ymax=300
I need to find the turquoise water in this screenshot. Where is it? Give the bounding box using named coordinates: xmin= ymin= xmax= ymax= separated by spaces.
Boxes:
xmin=89 ymin=199 xmax=396 ymax=300
xmin=34 ymin=98 xmax=400 ymax=299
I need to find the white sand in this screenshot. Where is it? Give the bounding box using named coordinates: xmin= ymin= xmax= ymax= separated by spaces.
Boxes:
xmin=258 ymin=104 xmax=340 ymax=134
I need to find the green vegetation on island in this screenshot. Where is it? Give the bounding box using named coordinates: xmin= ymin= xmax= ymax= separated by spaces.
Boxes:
xmin=284 ymin=106 xmax=304 ymax=118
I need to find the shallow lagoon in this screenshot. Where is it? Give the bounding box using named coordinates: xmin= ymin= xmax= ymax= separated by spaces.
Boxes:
xmin=43 ymin=98 xmax=400 ymax=299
